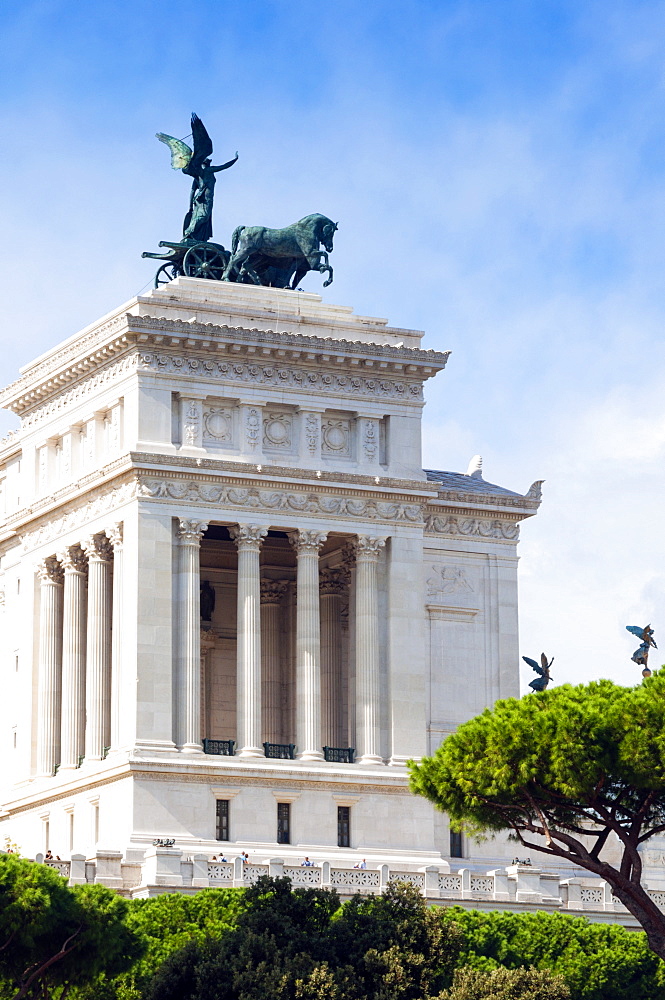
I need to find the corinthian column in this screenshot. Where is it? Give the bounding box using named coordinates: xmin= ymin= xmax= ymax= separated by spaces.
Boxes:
xmin=289 ymin=530 xmax=328 ymax=761
xmin=354 ymin=536 xmax=386 ymax=765
xmin=176 ymin=519 xmax=208 ymax=752
xmin=260 ymin=580 xmax=288 ymax=744
xmin=83 ymin=534 xmax=113 ymax=761
xmin=230 ymin=525 xmax=268 ymax=757
xmin=36 ymin=557 xmax=64 ymax=777
xmin=320 ymin=568 xmax=348 ymax=748
xmin=58 ymin=546 xmax=87 ymax=770
xmin=107 ymin=523 xmax=123 ymax=752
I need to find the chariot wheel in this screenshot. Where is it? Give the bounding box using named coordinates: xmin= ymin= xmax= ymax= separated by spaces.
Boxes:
xmin=154 ymin=263 xmax=181 ymax=288
xmin=183 ymin=244 xmax=228 ymax=281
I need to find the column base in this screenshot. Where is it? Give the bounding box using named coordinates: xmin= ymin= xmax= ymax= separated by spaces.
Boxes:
xmin=237 ymin=746 xmax=265 ymax=758
xmin=180 ymin=743 xmax=205 ymax=754
xmin=357 ymin=754 xmax=385 ymax=766
xmin=388 ymin=755 xmax=411 ymax=767
xmin=298 ymin=750 xmax=325 ymax=762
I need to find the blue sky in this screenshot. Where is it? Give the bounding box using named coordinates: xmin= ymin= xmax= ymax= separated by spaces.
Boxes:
xmin=2 ymin=0 xmax=665 ymax=687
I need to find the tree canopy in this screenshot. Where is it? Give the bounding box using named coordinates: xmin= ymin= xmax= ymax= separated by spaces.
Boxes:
xmin=0 ymin=853 xmax=142 ymax=999
xmin=409 ymin=674 xmax=665 ymax=958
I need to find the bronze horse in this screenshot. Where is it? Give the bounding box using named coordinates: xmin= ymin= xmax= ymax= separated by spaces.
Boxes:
xmin=223 ymin=214 xmax=338 ymax=288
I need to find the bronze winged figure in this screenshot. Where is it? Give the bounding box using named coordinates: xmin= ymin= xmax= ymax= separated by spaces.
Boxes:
xmin=157 ymin=113 xmax=238 ymax=243
xmin=523 ymin=653 xmax=553 ymax=692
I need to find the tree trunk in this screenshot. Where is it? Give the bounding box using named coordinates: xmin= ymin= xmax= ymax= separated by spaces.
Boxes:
xmin=601 ymin=876 xmax=665 ymax=959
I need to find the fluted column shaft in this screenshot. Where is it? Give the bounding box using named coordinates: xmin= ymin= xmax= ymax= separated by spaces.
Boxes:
xmin=108 ymin=524 xmax=123 ymax=752
xmin=37 ymin=557 xmax=64 ymax=776
xmin=230 ymin=525 xmax=268 ymax=756
xmin=84 ymin=534 xmax=113 ymax=761
xmin=59 ymin=547 xmax=87 ymax=770
xmin=290 ymin=530 xmax=327 ymax=761
xmin=320 ymin=569 xmax=348 ymax=747
xmin=176 ymin=519 xmax=208 ymax=752
xmin=261 ymin=580 xmax=288 ymax=743
xmin=355 ymin=536 xmax=386 ymax=765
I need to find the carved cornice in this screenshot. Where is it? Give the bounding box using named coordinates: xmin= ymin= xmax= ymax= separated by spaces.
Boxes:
xmin=130 ymin=452 xmax=438 ymax=495
xmin=128 ymin=313 xmax=448 ymax=369
xmin=139 ymin=476 xmax=425 ymax=525
xmin=20 ymin=480 xmax=137 ymax=553
xmin=424 ymin=514 xmax=520 ymax=541
xmin=19 ymin=354 xmax=139 ymax=430
xmin=1 ymin=310 xmax=449 ymax=417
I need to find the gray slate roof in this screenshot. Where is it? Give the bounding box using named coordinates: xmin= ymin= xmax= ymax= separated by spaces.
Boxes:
xmin=424 ymin=469 xmax=525 ymax=500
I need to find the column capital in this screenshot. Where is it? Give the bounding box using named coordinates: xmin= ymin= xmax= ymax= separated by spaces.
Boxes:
xmin=106 ymin=522 xmax=124 ymax=549
xmin=37 ymin=556 xmax=63 ymax=585
xmin=229 ymin=524 xmax=268 ymax=551
xmin=288 ymin=529 xmax=328 ymax=553
xmin=177 ymin=518 xmax=209 ymax=544
xmin=354 ymin=535 xmax=387 ymax=560
xmin=58 ymin=545 xmax=87 ymax=575
xmin=320 ymin=567 xmax=350 ymax=595
xmin=260 ymin=579 xmax=289 ymax=605
xmin=82 ymin=533 xmax=113 ymax=563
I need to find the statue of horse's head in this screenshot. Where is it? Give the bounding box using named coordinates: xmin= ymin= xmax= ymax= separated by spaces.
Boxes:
xmin=316 ymin=215 xmax=338 ymax=252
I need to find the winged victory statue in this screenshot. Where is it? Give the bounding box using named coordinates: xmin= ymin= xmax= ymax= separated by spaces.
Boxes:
xmin=626 ymin=624 xmax=657 ymax=676
xmin=522 ymin=653 xmax=553 ymax=692
xmin=157 ymin=113 xmax=238 ymax=243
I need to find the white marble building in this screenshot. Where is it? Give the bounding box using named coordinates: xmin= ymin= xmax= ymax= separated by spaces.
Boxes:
xmin=0 ymin=278 xmax=549 ymax=898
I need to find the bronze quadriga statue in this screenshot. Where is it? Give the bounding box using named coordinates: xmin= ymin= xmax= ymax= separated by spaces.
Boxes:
xmin=142 ymin=113 xmax=337 ymax=291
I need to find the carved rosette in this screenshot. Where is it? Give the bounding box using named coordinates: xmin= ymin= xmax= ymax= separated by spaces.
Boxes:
xmin=37 ymin=555 xmax=64 ymax=585
xmin=229 ymin=524 xmax=268 ymax=551
xmin=289 ymin=529 xmax=328 ymax=553
xmin=177 ymin=519 xmax=209 ymax=545
xmin=82 ymin=533 xmax=113 ymax=564
xmin=260 ymin=579 xmax=289 ymax=605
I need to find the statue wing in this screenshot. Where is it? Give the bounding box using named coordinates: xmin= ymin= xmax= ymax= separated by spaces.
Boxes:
xmin=190 ymin=113 xmax=213 ymax=165
xmin=156 ymin=133 xmax=193 ymax=170
xmin=626 ymin=625 xmax=647 ymax=638
xmin=522 ymin=656 xmax=543 ymax=674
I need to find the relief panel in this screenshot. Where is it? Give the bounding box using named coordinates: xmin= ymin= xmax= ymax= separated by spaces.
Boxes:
xmin=262 ymin=411 xmax=295 ymax=455
xmin=321 ymin=414 xmax=353 ymax=460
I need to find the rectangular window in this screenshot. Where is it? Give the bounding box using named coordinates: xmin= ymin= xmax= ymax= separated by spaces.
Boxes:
xmin=216 ymin=799 xmax=229 ymax=841
xmin=450 ymin=829 xmax=463 ymax=858
xmin=277 ymin=802 xmax=291 ymax=844
xmin=337 ymin=806 xmax=350 ymax=848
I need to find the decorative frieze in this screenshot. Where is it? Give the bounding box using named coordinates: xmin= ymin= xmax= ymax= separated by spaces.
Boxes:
xmin=139 ymin=478 xmax=423 ymax=523
xmin=20 ymin=481 xmax=137 ymax=552
xmin=424 ymin=514 xmax=520 ymax=540
xmin=138 ymin=352 xmax=425 ymax=403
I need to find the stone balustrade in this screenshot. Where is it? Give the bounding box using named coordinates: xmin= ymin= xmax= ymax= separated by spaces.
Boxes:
xmin=21 ymin=852 xmax=660 ymax=927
